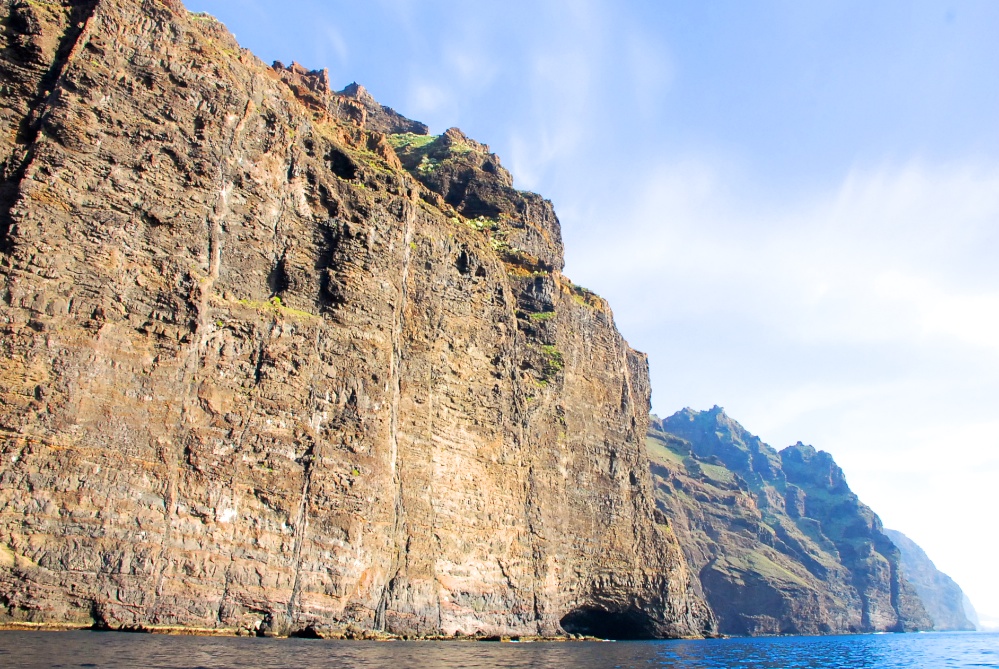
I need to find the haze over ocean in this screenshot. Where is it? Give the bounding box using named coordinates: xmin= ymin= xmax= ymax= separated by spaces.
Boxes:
xmin=185 ymin=0 xmax=999 ymax=627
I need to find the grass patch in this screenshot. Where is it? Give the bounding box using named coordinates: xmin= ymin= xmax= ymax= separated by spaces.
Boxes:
xmin=447 ymin=139 xmax=475 ymax=155
xmin=529 ymin=311 xmax=556 ymax=322
xmin=466 ymin=216 xmax=500 ymax=232
xmin=566 ymin=281 xmax=602 ymax=309
xmin=646 ymin=436 xmax=687 ymax=467
xmin=416 ymin=155 xmax=440 ymax=173
xmin=539 ymin=344 xmax=564 ymax=380
xmin=701 ymin=462 xmax=736 ymax=486
xmin=541 ymin=345 xmax=563 ymax=369
xmin=722 ymin=550 xmax=810 ymax=588
xmin=387 ymin=133 xmax=437 ymax=150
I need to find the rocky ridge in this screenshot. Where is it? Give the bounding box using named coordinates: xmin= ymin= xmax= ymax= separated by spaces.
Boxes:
xmin=648 ymin=407 xmax=932 ymax=636
xmin=0 ymin=0 xmax=711 ymax=638
xmin=884 ymin=529 xmax=977 ymax=631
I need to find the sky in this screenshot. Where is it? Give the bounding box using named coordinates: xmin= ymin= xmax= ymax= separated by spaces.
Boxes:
xmin=186 ymin=0 xmax=999 ymax=629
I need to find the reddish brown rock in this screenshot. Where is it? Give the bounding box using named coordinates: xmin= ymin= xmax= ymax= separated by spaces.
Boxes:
xmin=0 ymin=0 xmax=711 ymax=638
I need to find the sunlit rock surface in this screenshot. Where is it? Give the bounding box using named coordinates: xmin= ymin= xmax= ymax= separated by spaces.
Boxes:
xmin=0 ymin=0 xmax=711 ymax=638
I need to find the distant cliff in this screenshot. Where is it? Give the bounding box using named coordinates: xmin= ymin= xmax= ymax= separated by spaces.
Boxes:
xmin=648 ymin=407 xmax=931 ymax=635
xmin=884 ymin=529 xmax=977 ymax=631
xmin=0 ymin=0 xmax=711 ymax=638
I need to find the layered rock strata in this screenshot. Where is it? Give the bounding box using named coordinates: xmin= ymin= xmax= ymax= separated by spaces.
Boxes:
xmin=648 ymin=407 xmax=930 ymax=635
xmin=0 ymin=0 xmax=711 ymax=638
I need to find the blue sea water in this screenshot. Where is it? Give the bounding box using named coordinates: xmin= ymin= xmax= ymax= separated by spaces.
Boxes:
xmin=0 ymin=631 xmax=996 ymax=669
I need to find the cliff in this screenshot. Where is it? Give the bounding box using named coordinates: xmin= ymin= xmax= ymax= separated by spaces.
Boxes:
xmin=0 ymin=0 xmax=712 ymax=638
xmin=884 ymin=529 xmax=977 ymax=631
xmin=648 ymin=407 xmax=931 ymax=635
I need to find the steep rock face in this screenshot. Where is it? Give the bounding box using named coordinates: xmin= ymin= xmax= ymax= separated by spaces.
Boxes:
xmin=779 ymin=442 xmax=929 ymax=632
xmin=884 ymin=529 xmax=977 ymax=631
xmin=0 ymin=0 xmax=711 ymax=638
xmin=648 ymin=407 xmax=930 ymax=635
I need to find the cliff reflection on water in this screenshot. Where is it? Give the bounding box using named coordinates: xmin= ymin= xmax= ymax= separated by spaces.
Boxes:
xmin=0 ymin=631 xmax=997 ymax=669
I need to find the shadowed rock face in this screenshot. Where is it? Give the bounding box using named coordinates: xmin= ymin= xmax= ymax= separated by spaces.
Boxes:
xmin=884 ymin=529 xmax=977 ymax=631
xmin=648 ymin=407 xmax=931 ymax=636
xmin=0 ymin=0 xmax=712 ymax=638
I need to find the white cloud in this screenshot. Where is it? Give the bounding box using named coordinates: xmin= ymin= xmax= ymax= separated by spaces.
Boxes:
xmin=320 ymin=23 xmax=349 ymax=67
xmin=874 ymin=271 xmax=999 ymax=354
xmin=406 ymin=81 xmax=457 ymax=118
xmin=506 ymin=45 xmax=597 ymax=190
xmin=570 ymin=158 xmax=999 ymax=347
xmin=561 ymin=156 xmax=999 ymax=620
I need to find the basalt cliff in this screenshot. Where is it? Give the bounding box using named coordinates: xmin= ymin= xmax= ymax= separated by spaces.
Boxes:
xmin=884 ymin=529 xmax=977 ymax=631
xmin=648 ymin=407 xmax=932 ymax=636
xmin=0 ymin=0 xmax=712 ymax=638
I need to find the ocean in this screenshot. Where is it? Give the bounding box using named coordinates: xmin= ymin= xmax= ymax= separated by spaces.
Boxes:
xmin=0 ymin=630 xmax=996 ymax=668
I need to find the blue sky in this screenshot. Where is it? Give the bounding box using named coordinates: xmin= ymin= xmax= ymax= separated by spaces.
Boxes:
xmin=187 ymin=0 xmax=999 ymax=627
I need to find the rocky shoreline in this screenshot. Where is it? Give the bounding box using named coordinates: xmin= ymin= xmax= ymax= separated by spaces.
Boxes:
xmin=0 ymin=621 xmax=620 ymax=641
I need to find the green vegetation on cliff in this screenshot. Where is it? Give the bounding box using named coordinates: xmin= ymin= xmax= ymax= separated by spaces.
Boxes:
xmin=648 ymin=407 xmax=931 ymax=636
xmin=0 ymin=0 xmax=711 ymax=640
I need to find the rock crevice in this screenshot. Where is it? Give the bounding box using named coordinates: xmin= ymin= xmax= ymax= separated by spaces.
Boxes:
xmin=0 ymin=0 xmax=711 ymax=638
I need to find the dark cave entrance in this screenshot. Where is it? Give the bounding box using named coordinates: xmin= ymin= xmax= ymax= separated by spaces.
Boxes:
xmin=559 ymin=606 xmax=656 ymax=640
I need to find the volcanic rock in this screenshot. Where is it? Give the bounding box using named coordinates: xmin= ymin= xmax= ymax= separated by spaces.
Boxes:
xmin=648 ymin=407 xmax=931 ymax=635
xmin=884 ymin=529 xmax=977 ymax=631
xmin=0 ymin=0 xmax=711 ymax=638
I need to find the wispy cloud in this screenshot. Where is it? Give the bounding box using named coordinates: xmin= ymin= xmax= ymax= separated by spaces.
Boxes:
xmin=505 ymin=4 xmax=606 ymax=189
xmin=319 ymin=23 xmax=349 ymax=67
xmin=406 ymin=81 xmax=458 ymax=118
xmin=568 ymin=158 xmax=999 ymax=349
xmin=561 ymin=155 xmax=999 ymax=619
xmin=623 ymin=29 xmax=675 ymax=118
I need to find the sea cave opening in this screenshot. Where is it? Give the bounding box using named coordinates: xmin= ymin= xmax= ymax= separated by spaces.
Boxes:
xmin=559 ymin=606 xmax=656 ymax=640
